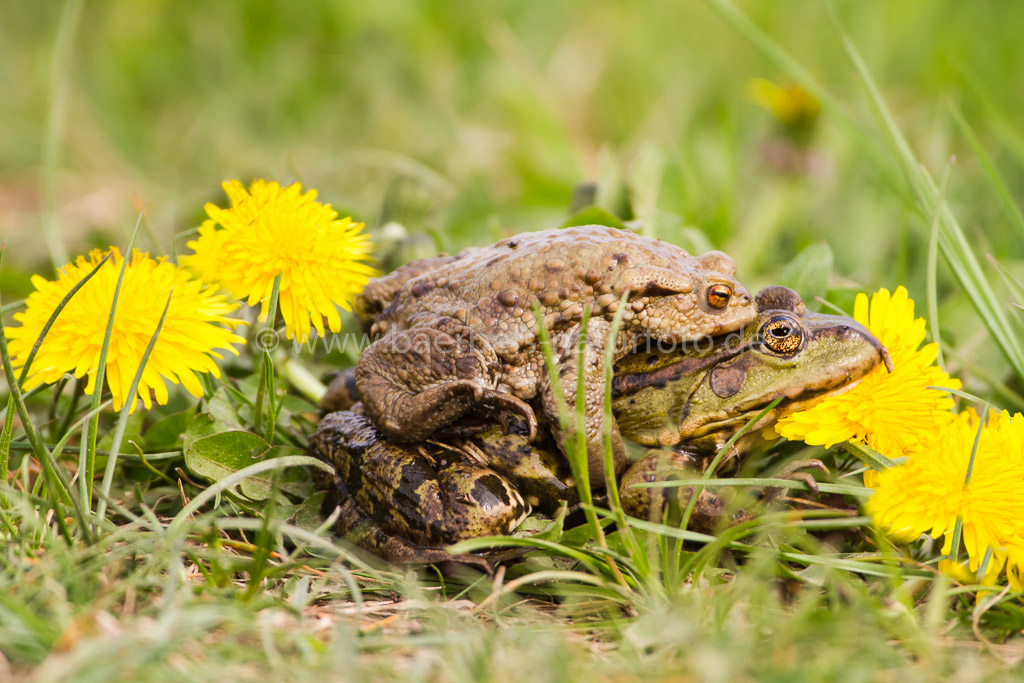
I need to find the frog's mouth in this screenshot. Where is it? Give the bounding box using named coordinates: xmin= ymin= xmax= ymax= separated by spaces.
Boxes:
xmin=689 ymin=376 xmax=867 ymax=442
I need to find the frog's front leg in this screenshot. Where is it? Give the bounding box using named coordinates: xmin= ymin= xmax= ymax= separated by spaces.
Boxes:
xmin=356 ymin=322 xmax=537 ymax=442
xmin=538 ymin=318 xmax=629 ymax=489
xmin=311 ymin=411 xmax=529 ymax=560
xmin=618 ymin=450 xmax=748 ymax=533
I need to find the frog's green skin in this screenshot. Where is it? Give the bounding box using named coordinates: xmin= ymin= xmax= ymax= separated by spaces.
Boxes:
xmin=353 ymin=225 xmax=756 ymax=488
xmin=312 ymin=286 xmax=886 ymax=563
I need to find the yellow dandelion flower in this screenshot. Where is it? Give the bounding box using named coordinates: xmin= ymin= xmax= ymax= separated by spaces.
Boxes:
xmin=6 ymin=248 xmax=244 ymax=412
xmin=1005 ymin=536 xmax=1024 ymax=592
xmin=182 ymin=179 xmax=377 ymax=343
xmin=776 ymin=286 xmax=960 ymax=458
xmin=746 ymin=78 xmax=820 ymax=128
xmin=867 ymin=409 xmax=1024 ymax=571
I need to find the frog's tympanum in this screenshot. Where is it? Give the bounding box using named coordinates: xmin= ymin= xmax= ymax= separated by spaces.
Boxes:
xmin=312 ymin=286 xmax=888 ymax=563
xmin=352 ymin=225 xmax=756 ymax=487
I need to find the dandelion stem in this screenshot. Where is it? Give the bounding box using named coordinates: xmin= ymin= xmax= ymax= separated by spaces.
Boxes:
xmin=254 ymin=273 xmax=281 ymax=443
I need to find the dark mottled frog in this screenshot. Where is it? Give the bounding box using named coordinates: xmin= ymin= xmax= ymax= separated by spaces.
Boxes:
xmin=313 ymin=286 xmax=887 ymax=563
xmin=353 ymin=225 xmax=756 ymax=487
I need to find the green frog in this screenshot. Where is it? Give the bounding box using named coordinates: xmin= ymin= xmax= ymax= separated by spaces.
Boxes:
xmin=311 ymin=286 xmax=888 ymax=563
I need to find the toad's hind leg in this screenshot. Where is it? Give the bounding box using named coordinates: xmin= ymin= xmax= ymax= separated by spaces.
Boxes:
xmin=540 ymin=318 xmax=628 ymax=489
xmin=356 ymin=324 xmax=537 ymax=442
xmin=311 ymin=411 xmax=529 ymax=561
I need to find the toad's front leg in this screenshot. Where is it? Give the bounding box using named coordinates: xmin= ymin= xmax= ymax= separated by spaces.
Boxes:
xmin=539 ymin=318 xmax=628 ymax=489
xmin=356 ymin=322 xmax=537 ymax=442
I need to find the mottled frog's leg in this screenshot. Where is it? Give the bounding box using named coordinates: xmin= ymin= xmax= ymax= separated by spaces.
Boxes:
xmin=618 ymin=450 xmax=749 ymax=533
xmin=310 ymin=411 xmax=529 ymax=561
xmin=539 ymin=318 xmax=628 ymax=488
xmin=356 ymin=322 xmax=537 ymax=443
xmin=319 ymin=367 xmax=361 ymax=414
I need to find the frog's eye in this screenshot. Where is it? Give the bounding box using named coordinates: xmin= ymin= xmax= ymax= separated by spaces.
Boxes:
xmin=706 ymin=283 xmax=732 ymax=309
xmin=760 ymin=315 xmax=803 ymax=355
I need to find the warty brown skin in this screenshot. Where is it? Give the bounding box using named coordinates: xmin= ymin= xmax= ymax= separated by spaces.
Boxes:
xmin=314 ymin=286 xmax=887 ymax=563
xmin=353 ymin=225 xmax=756 ymax=487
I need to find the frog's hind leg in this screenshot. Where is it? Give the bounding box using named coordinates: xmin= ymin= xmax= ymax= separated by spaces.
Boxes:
xmin=618 ymin=450 xmax=748 ymax=533
xmin=539 ymin=318 xmax=628 ymax=488
xmin=311 ymin=411 xmax=529 ymax=562
xmin=356 ymin=323 xmax=537 ymax=442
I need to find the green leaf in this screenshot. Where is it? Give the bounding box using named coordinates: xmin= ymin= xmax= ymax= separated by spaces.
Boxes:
xmin=97 ymin=411 xmax=144 ymax=452
xmin=207 ymin=386 xmax=244 ymax=429
xmin=184 ymin=430 xmax=308 ymax=501
xmin=777 ymin=243 xmax=833 ymax=309
xmin=185 ymin=430 xmax=272 ymax=501
xmin=143 ymin=405 xmax=198 ymax=450
xmin=560 ymin=206 xmax=626 ymax=230
xmin=279 ymin=490 xmax=327 ymax=531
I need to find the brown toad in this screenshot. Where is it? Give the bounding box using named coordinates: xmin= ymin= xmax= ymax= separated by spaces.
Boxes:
xmin=353 ymin=225 xmax=755 ymax=486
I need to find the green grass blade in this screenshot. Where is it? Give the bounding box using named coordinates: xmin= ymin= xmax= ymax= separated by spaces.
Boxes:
xmin=79 ymin=212 xmax=142 ymax=515
xmin=0 ymin=251 xmax=75 ymax=542
xmin=0 ymin=395 xmax=14 ymax=508
xmin=40 ymin=0 xmax=85 ymax=269
xmin=677 ymin=397 xmax=781 ymax=532
xmin=601 ymin=291 xmax=645 ymax=573
xmin=167 ymin=455 xmax=333 ymax=535
xmin=633 ymin=477 xmax=872 ymax=497
xmin=254 ymin=273 xmax=281 ymax=442
xmin=926 ymin=161 xmax=952 ymax=369
xmin=949 ymin=102 xmax=1024 ymax=241
xmin=95 ymin=289 xmax=173 ymax=522
xmin=825 ymin=1 xmax=1024 ymax=380
xmin=842 ymin=441 xmax=897 ymax=471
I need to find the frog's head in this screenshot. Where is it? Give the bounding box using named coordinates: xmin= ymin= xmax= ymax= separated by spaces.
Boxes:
xmin=611 ymin=286 xmax=887 ymax=455
xmin=608 ymin=251 xmax=757 ymax=342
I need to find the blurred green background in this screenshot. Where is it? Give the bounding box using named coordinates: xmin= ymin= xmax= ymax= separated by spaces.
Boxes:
xmin=3 ymin=0 xmax=1024 ymax=394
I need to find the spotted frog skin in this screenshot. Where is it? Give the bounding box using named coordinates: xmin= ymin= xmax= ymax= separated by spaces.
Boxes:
xmin=312 ymin=286 xmax=888 ymax=563
xmin=353 ymin=225 xmax=756 ymax=488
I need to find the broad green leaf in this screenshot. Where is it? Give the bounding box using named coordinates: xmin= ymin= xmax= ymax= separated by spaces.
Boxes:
xmin=279 ymin=490 xmax=327 ymax=531
xmin=207 ymin=386 xmax=244 ymax=430
xmin=184 ymin=430 xmax=308 ymax=501
xmin=777 ymin=243 xmax=833 ymax=309
xmin=98 ymin=411 xmax=144 ymax=452
xmin=143 ymin=405 xmax=199 ymax=450
xmin=185 ymin=430 xmax=267 ymax=485
xmin=560 ymin=206 xmax=626 ymax=230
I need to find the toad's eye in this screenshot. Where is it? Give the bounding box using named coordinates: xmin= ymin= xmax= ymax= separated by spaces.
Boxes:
xmin=760 ymin=315 xmax=803 ymax=355
xmin=707 ymin=283 xmax=732 ymax=309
